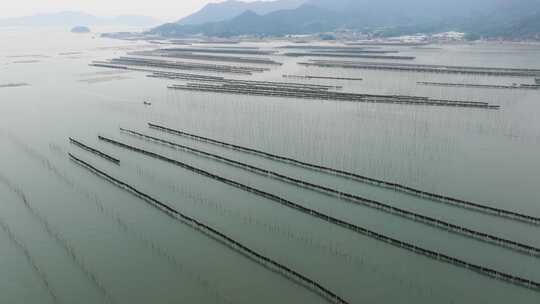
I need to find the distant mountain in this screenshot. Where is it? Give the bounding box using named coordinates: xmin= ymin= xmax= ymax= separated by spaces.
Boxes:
xmin=152 ymin=0 xmax=540 ymax=39
xmin=462 ymin=0 xmax=540 ymax=38
xmin=71 ymin=26 xmax=91 ymax=33
xmin=0 ymin=11 xmax=161 ymax=27
xmin=178 ymin=0 xmax=306 ymax=25
xmin=153 ymin=4 xmax=341 ymax=37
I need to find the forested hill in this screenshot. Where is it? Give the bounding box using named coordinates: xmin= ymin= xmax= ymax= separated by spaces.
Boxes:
xmin=151 ymin=0 xmax=540 ymax=39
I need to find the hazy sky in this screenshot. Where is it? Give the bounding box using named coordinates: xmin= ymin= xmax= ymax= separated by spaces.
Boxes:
xmin=0 ymin=0 xmax=254 ymax=21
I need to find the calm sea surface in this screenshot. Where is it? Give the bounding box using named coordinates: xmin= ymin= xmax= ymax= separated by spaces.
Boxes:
xmin=1 ymin=27 xmax=539 ymax=303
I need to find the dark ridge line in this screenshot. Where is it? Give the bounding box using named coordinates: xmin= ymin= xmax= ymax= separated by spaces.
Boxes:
xmin=69 ymin=138 xmax=120 ymax=165
xmin=119 ymin=128 xmax=540 ymax=257
xmin=0 ymin=219 xmax=60 ymax=304
xmin=96 ymin=135 xmax=540 ymax=292
xmin=69 ymin=153 xmax=350 ymax=304
xmin=0 ymin=175 xmax=115 ymax=303
xmin=148 ymin=123 xmax=540 ymax=226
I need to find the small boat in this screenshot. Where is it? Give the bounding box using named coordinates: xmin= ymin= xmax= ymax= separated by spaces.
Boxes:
xmin=143 ymin=100 xmax=152 ymax=106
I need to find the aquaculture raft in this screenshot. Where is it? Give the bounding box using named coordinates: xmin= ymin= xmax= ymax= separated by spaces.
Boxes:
xmin=130 ymin=50 xmax=282 ymax=65
xmin=69 ymin=137 xmax=120 ymax=164
xmin=70 ymin=153 xmax=350 ymax=304
xmin=167 ymin=83 xmax=499 ymax=109
xmin=299 ymin=61 xmax=540 ymax=77
xmin=283 ymin=75 xmax=363 ymax=81
xmin=417 ymin=82 xmax=540 ymax=90
xmin=284 ymin=52 xmax=415 ymax=60
xmin=95 ymin=136 xmax=540 ymax=292
xmin=148 ymin=123 xmax=540 ymax=227
xmin=120 ymin=128 xmax=540 ymax=257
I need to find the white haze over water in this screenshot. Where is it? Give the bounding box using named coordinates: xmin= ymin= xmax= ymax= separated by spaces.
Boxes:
xmin=0 ymin=0 xmax=258 ymax=21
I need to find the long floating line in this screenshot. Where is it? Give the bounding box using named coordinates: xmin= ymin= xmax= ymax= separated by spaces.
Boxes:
xmin=148 ymin=123 xmax=540 ymax=226
xmin=168 ymin=84 xmax=498 ymax=109
xmin=119 ymin=128 xmax=540 ymax=257
xmin=299 ymin=61 xmax=540 ymax=77
xmin=69 ymin=137 xmax=120 ymax=164
xmin=2 ymin=133 xmax=223 ymax=301
xmin=45 ymin=143 xmax=234 ymax=304
xmin=283 ymin=75 xmax=363 ymax=81
xmin=96 ymin=135 xmax=540 ymax=291
xmin=283 ymin=52 xmax=415 ymax=60
xmin=130 ymin=50 xmax=283 ymax=65
xmin=170 ymin=83 xmax=489 ymax=106
xmin=417 ymin=81 xmax=540 ymax=90
xmin=157 ymin=47 xmax=275 ymax=55
xmin=69 ymin=153 xmax=350 ymax=304
xmin=151 ymin=72 xmax=341 ymax=90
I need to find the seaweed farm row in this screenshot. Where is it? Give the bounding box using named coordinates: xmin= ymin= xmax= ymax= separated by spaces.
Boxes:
xmin=311 ymin=49 xmax=396 ymax=53
xmin=201 ymin=46 xmax=261 ymax=49
xmin=87 ymin=63 xmax=233 ymax=83
xmin=151 ymin=72 xmax=342 ymax=90
xmin=279 ymin=45 xmax=384 ymax=51
xmin=299 ymin=60 xmax=540 ymax=77
xmin=118 ymin=128 xmax=540 ymax=257
xmin=93 ymin=57 xmax=269 ymax=75
xmin=157 ymin=47 xmax=275 ymax=55
xmin=93 ymin=133 xmax=540 ymax=291
xmin=69 ymin=137 xmax=120 ymax=164
xmin=69 ymin=153 xmax=350 ymax=304
xmin=279 ymin=46 xmax=400 ymax=54
xmin=346 ymin=42 xmax=430 ymax=46
xmin=283 ymin=75 xmax=363 ymax=81
xmin=167 ymin=83 xmax=500 ymax=109
xmin=417 ymin=82 xmax=540 ymax=90
xmin=148 ymin=123 xmax=540 ymax=226
xmin=0 ymin=83 xmax=29 ymax=88
xmin=17 ymin=136 xmax=246 ymax=304
xmin=129 ymin=50 xmax=283 ymax=65
xmin=284 ymin=52 xmax=415 ymax=60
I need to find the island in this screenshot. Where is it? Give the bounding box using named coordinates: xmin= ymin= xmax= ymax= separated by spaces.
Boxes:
xmin=71 ymin=26 xmax=91 ymax=33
